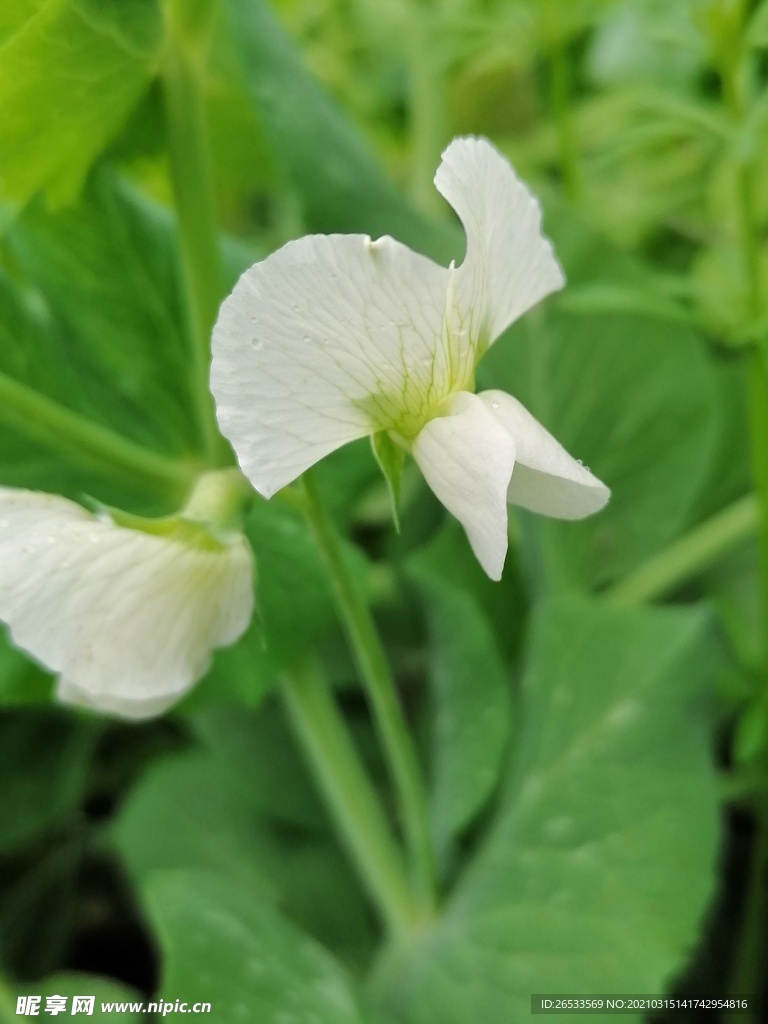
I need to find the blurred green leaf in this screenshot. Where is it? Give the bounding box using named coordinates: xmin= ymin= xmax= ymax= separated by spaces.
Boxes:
xmin=0 ymin=0 xmax=162 ymax=209
xmin=112 ymin=750 xmax=279 ymax=899
xmin=587 ymin=0 xmax=705 ymax=88
xmin=223 ymin=0 xmax=455 ymax=260
xmin=146 ymin=869 xmax=366 ymax=1024
xmin=408 ymin=561 xmax=512 ymax=859
xmin=748 ymin=0 xmax=768 ymax=46
xmin=4 ymin=171 xmax=198 ymax=457
xmin=189 ymin=701 xmax=326 ymax=831
xmin=378 ymin=597 xmax=719 ymax=1023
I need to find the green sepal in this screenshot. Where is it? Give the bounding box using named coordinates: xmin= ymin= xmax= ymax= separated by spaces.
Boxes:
xmin=371 ymin=432 xmax=404 ymax=533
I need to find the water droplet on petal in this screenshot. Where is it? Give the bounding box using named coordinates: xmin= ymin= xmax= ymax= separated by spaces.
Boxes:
xmin=491 ymin=401 xmax=500 ymax=409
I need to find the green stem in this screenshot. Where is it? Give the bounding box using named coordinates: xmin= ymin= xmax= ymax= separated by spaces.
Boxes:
xmin=161 ymin=0 xmax=223 ymax=463
xmin=281 ymin=661 xmax=415 ymax=938
xmin=606 ymin=495 xmax=758 ymax=605
xmin=302 ymin=472 xmax=437 ymax=914
xmin=539 ymin=1 xmax=582 ymax=202
xmin=0 ymin=369 xmax=193 ymax=495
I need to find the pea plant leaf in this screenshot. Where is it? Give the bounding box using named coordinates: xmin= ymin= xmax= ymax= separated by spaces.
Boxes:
xmin=0 ymin=0 xmax=163 ymax=209
xmin=146 ymin=869 xmax=368 ymax=1024
xmin=376 ymin=597 xmax=720 ymax=1024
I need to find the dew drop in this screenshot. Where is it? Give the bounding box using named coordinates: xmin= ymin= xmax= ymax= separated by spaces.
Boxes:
xmin=491 ymin=401 xmax=500 ymax=409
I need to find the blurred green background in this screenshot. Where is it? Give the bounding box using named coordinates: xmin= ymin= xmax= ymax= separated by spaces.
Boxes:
xmin=1 ymin=0 xmax=767 ymax=1021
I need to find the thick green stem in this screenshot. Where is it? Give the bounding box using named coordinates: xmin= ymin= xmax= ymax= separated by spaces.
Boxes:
xmin=281 ymin=661 xmax=415 ymax=938
xmin=161 ymin=0 xmax=223 ymax=463
xmin=0 ymin=369 xmax=193 ymax=496
xmin=302 ymin=472 xmax=437 ymax=914
xmin=606 ymin=495 xmax=758 ymax=606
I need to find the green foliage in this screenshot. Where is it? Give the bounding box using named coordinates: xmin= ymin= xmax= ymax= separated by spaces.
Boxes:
xmin=0 ymin=0 xmax=763 ymax=1015
xmin=377 ymin=598 xmax=720 ymax=1023
xmin=146 ymin=870 xmax=367 ymax=1023
xmin=0 ymin=0 xmax=162 ymax=209
xmin=408 ymin=557 xmax=512 ymax=859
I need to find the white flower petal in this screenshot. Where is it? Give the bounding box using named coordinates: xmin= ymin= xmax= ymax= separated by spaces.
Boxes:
xmin=434 ymin=136 xmax=565 ymax=346
xmin=0 ymin=489 xmax=254 ymax=719
xmin=212 ymin=234 xmax=452 ymax=497
xmin=412 ymin=392 xmax=516 ymax=580
xmin=479 ymin=390 xmax=611 ymax=519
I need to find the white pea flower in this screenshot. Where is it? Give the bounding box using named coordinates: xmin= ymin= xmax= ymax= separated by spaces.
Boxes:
xmin=0 ymin=470 xmax=253 ymax=719
xmin=211 ymin=136 xmax=609 ymax=579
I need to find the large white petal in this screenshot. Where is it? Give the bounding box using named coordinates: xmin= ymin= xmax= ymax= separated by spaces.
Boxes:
xmin=0 ymin=489 xmax=254 ymax=719
xmin=212 ymin=234 xmax=453 ymax=497
xmin=479 ymin=390 xmax=611 ymax=519
xmin=434 ymin=136 xmax=565 ymax=346
xmin=412 ymin=392 xmax=516 ymax=580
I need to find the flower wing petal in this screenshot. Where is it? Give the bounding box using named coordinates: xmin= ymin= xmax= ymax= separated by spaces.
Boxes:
xmin=0 ymin=489 xmax=253 ymax=719
xmin=211 ymin=234 xmax=451 ymax=497
xmin=412 ymin=392 xmax=516 ymax=580
xmin=479 ymin=390 xmax=611 ymax=519
xmin=434 ymin=136 xmax=565 ymax=346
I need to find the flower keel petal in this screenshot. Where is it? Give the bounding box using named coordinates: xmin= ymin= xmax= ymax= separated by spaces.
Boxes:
xmin=412 ymin=392 xmax=516 ymax=580
xmin=479 ymin=390 xmax=611 ymax=519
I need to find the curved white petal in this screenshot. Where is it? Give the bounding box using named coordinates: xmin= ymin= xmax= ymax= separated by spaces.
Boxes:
xmin=434 ymin=136 xmax=565 ymax=346
xmin=212 ymin=234 xmax=452 ymax=497
xmin=479 ymin=390 xmax=611 ymax=519
xmin=0 ymin=489 xmax=254 ymax=719
xmin=412 ymin=392 xmax=516 ymax=580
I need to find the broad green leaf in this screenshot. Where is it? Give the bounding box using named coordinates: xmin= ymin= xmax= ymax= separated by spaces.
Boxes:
xmin=379 ymin=598 xmax=719 ymax=1024
xmin=0 ymin=0 xmax=163 ymax=208
xmin=146 ymin=869 xmax=366 ymax=1024
xmin=5 ymin=171 xmax=197 ymax=457
xmin=114 ymin=715 xmax=375 ymax=971
xmin=408 ymin=562 xmax=512 ymax=857
xmin=112 ymin=750 xmax=279 ymax=899
xmin=223 ymin=0 xmax=455 ymax=260
xmin=190 ymin=702 xmax=326 ymax=831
